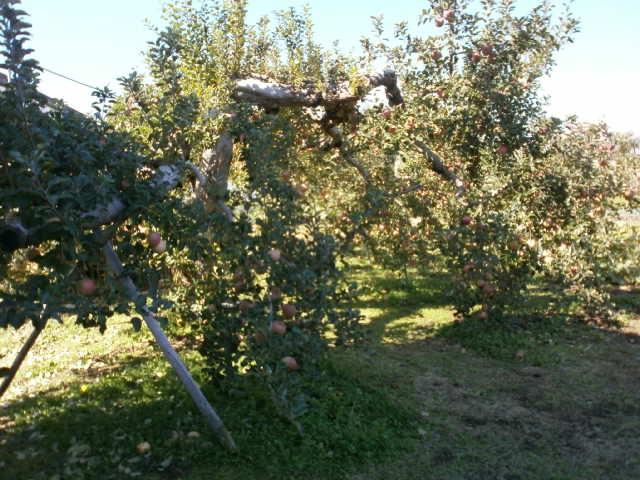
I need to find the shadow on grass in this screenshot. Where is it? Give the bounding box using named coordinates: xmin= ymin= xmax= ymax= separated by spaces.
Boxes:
xmin=612 ymin=286 xmax=640 ymax=315
xmin=0 ymin=345 xmax=416 ymax=480
xmin=2 ymin=264 xmax=640 ymax=480
xmin=354 ymin=264 xmax=640 ymax=365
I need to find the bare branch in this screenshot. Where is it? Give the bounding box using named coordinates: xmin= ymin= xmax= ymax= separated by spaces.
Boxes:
xmin=80 ymin=198 xmax=126 ymax=225
xmin=415 ymin=140 xmax=466 ymax=197
xmin=186 ymin=161 xmax=207 ymax=186
xmin=235 ymin=78 xmax=321 ymax=107
xmin=341 ymin=148 xmax=372 ymax=184
xmin=233 ymin=69 xmax=402 ymax=110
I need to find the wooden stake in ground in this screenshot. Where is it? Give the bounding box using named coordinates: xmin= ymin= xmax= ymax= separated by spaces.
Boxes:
xmin=102 ymin=242 xmax=237 ymax=451
xmin=0 ymin=320 xmax=45 ymax=400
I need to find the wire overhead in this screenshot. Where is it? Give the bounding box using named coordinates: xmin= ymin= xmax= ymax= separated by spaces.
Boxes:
xmin=41 ymin=66 xmax=100 ymax=90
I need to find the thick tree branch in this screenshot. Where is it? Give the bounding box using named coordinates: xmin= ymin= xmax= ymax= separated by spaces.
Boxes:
xmin=1 ymin=164 xmax=186 ymax=253
xmin=200 ymin=134 xmax=235 ymax=221
xmin=235 ymin=78 xmax=322 ymax=107
xmin=186 ymin=161 xmax=207 ymax=186
xmin=415 ymin=140 xmax=466 ymax=197
xmin=366 ymin=69 xmax=403 ymax=107
xmin=233 ymin=69 xmax=402 ymax=111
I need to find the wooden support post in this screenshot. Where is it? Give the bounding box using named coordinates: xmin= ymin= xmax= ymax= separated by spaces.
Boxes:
xmin=102 ymin=242 xmax=237 ymax=451
xmin=0 ymin=321 xmax=45 ymax=400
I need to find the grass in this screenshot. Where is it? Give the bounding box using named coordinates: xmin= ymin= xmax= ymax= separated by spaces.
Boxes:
xmin=1 ymin=261 xmax=639 ymax=479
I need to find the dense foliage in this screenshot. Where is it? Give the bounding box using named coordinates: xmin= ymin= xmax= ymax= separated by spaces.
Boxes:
xmin=0 ymin=0 xmax=361 ymax=426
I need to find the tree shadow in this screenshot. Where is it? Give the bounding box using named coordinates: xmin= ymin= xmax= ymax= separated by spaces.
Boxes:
xmin=2 ymin=264 xmax=640 ymax=480
xmin=0 ymin=336 xmax=417 ymax=480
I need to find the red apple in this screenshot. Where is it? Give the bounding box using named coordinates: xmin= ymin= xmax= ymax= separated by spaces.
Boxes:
xmin=147 ymin=232 xmax=162 ymax=248
xmin=381 ymin=109 xmax=392 ymax=120
xmin=431 ymin=50 xmax=442 ymax=61
xmin=271 ymin=320 xmax=287 ymax=335
xmin=153 ymin=239 xmax=167 ymax=253
xmin=497 ymin=144 xmax=509 ymax=155
xmin=269 ymin=286 xmax=282 ymax=300
xmin=443 ymin=9 xmax=454 ymax=22
xmin=435 ymin=16 xmax=444 ymax=27
xmin=469 ymin=51 xmax=481 ymax=63
xmin=254 ymin=331 xmax=266 ymax=345
xmin=461 ymin=215 xmax=472 ymax=226
xmin=268 ymin=248 xmax=281 ymax=262
xmin=281 ymin=356 xmax=299 ymax=371
xmin=136 ymin=441 xmax=151 ymax=454
xmin=79 ymin=278 xmax=97 ymax=296
xmin=480 ymin=43 xmax=494 ymax=56
xmin=482 ymin=284 xmax=496 ymax=296
xmin=295 ymin=183 xmax=308 ymax=196
xmin=239 ymin=300 xmax=255 ymax=312
xmin=281 ymin=303 xmax=296 ymax=319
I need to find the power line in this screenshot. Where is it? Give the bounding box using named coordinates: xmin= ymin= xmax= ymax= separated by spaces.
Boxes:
xmin=41 ymin=66 xmax=100 ymax=91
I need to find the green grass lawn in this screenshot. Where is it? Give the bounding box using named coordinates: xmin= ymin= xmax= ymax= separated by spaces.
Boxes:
xmin=1 ymin=262 xmax=639 ymax=479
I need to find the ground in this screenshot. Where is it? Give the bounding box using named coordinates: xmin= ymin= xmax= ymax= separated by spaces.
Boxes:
xmin=1 ymin=263 xmax=639 ymax=479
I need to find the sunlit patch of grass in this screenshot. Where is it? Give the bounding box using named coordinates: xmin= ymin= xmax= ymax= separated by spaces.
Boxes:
xmin=376 ymin=306 xmax=452 ymax=344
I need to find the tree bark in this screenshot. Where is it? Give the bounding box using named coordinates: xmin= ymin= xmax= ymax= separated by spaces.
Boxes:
xmin=199 ymin=133 xmax=235 ymax=221
xmin=233 ymin=69 xmax=403 ymax=110
xmin=415 ymin=140 xmax=466 ymax=197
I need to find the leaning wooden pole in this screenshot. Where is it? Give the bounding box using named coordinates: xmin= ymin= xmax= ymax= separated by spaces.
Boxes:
xmin=0 ymin=321 xmax=45 ymax=400
xmin=102 ymin=242 xmax=237 ymax=451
